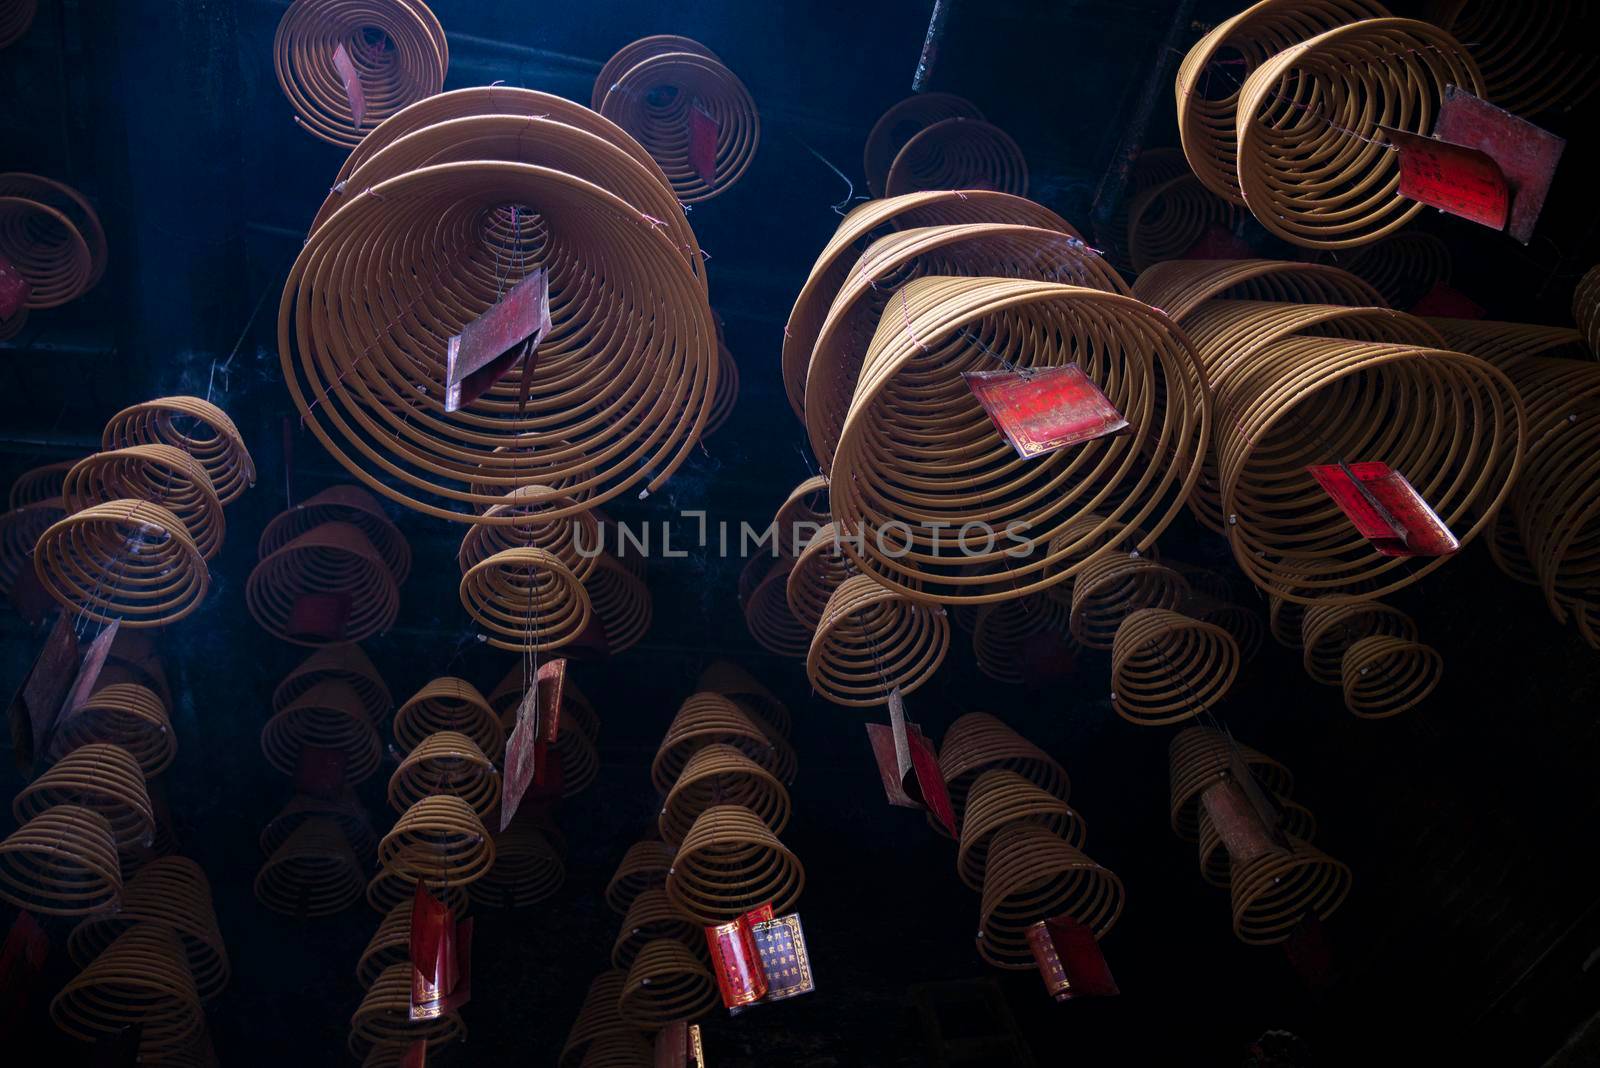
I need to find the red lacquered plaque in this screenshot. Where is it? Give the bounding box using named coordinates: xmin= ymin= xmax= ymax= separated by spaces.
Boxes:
xmin=1308 ymin=462 xmax=1459 ymax=557
xmin=1027 ymin=915 xmax=1118 ymax=1001
xmin=705 ymin=904 xmax=773 ymax=1010
xmin=409 ymin=882 xmax=461 ymax=1021
xmin=964 ymin=365 xmax=1128 ymax=459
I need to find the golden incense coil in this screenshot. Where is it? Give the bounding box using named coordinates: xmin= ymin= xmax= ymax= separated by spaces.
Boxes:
xmin=1230 ymin=837 xmax=1352 ymax=945
xmin=977 ymin=824 xmax=1124 ymax=968
xmin=68 ymin=857 xmax=229 ymax=1002
xmin=459 ymin=546 xmax=593 ymax=653
xmin=1181 ymin=592 xmax=1265 ymax=665
xmin=259 ymin=484 xmax=410 ymax=583
xmin=1111 ymin=608 xmax=1241 ymax=727
xmin=694 ymin=660 xmax=789 ymax=739
xmin=1069 ymin=553 xmax=1190 ymax=650
xmin=864 ymin=93 xmax=986 ymax=198
xmin=33 ymin=498 xmax=208 ymax=627
xmin=1168 ymin=725 xmax=1294 ymax=840
xmin=703 ymin=326 xmax=740 ymax=437
xmin=1101 ymin=146 xmax=1190 ymax=269
xmin=388 ymin=730 xmax=500 ymax=819
xmin=0 ymin=497 xmax=63 ymax=597
xmin=0 ymin=804 xmax=121 ymax=915
xmin=885 ymin=118 xmax=1028 ymax=198
xmin=561 ymin=969 xmax=631 ymax=1067
xmin=0 ymin=193 xmax=91 ymax=307
xmin=260 ymin=679 xmax=382 ymax=785
xmin=1198 ymin=792 xmax=1316 ymax=888
xmin=61 ymin=446 xmax=224 ymax=561
xmin=605 ymin=840 xmax=675 ymax=915
xmin=957 ymin=769 xmax=1085 ymax=892
xmin=583 ymin=551 xmax=653 ymax=654
xmin=1300 ymin=598 xmax=1417 ymax=684
xmin=1131 ymin=257 xmax=1385 ymax=325
xmin=50 ymin=923 xmax=202 ymax=1056
xmin=273 ymin=643 xmax=393 ymax=726
xmin=261 ymin=791 xmax=378 ymax=862
xmin=378 ymin=794 xmax=495 ymax=889
xmin=348 ymin=961 xmax=465 ymax=1058
xmin=102 ymin=396 xmax=254 ymax=505
xmin=470 ymin=819 xmax=565 ymax=908
xmin=665 ymin=804 xmax=804 ymax=925
xmin=742 ymin=555 xmax=811 ymax=658
xmin=806 ymin=573 xmax=950 ymax=707
xmin=650 ymin=691 xmax=779 ymax=795
xmin=13 ymin=743 xmax=152 ymax=854
xmin=456 ymin=484 xmax=599 ymax=579
xmin=1427 ymin=0 xmax=1599 ymax=117
xmin=971 ymin=593 xmax=1074 ymax=685
xmin=357 ymin=899 xmax=413 ymax=989
xmin=1125 ymin=173 xmax=1243 ymax=271
xmin=394 ymin=676 xmax=505 ymax=762
xmin=50 ymin=681 xmax=175 ymax=777
xmin=659 ymin=742 xmax=790 ymax=847
xmin=254 ymin=816 xmax=365 ymax=917
xmin=245 ymin=520 xmax=399 ymax=644
xmin=8 ymin=458 xmax=75 ymax=508
xmin=1341 ymin=634 xmax=1443 ymax=718
xmin=1336 ymin=231 xmax=1451 ymax=309
xmin=617 ymin=937 xmax=719 ymax=1028
xmin=363 ymin=867 xmax=467 ymax=916
xmin=938 ymin=712 xmax=1072 ymax=819
xmin=771 ymin=474 xmax=830 ymax=556
xmin=613 ymin=887 xmax=702 ymax=970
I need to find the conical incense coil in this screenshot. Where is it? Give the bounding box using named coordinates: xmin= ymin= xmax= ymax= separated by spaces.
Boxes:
xmin=14 ymin=743 xmax=152 ymax=854
xmin=977 ymin=823 xmax=1124 ymax=969
xmin=1174 ymin=0 xmax=1392 ymax=206
xmin=729 ymin=699 xmax=797 ymax=786
xmin=806 ymin=574 xmax=949 ymax=707
xmin=61 ymin=446 xmax=225 ymax=561
xmin=273 ymin=0 xmax=447 ymax=148
xmin=279 ymin=162 xmax=717 ymax=522
xmin=606 ymin=840 xmax=674 ymax=916
xmin=1300 ymin=599 xmax=1417 ymax=685
xmin=388 ymin=730 xmax=500 ymax=819
xmin=885 ymin=117 xmax=1027 ymax=198
xmin=784 ymin=519 xmax=853 ymax=629
xmin=457 ymin=485 xmax=599 ymax=579
xmin=659 ymin=742 xmax=790 ymax=847
xmin=957 ymin=769 xmax=1085 ymax=892
xmin=246 ymin=521 xmax=399 ymax=644
xmin=595 ymin=37 xmax=759 ymax=203
xmin=742 ymin=555 xmax=811 ymax=658
xmin=1111 ymin=608 xmax=1240 ymax=727
xmin=1268 ymin=593 xmax=1304 ymax=649
xmin=613 ymin=887 xmax=702 ymax=970
xmin=254 ymin=816 xmax=365 ymax=917
xmin=666 ymin=804 xmax=804 ymax=925
xmin=1069 ymin=553 xmax=1190 ymax=650
xmin=1427 ymin=0 xmax=1599 ymax=117
xmin=0 ymin=497 xmax=63 ymax=597
xmin=1340 ymin=635 xmax=1442 ymax=718
xmin=1235 ymin=18 xmax=1483 ymax=250
xmin=274 ymin=644 xmax=392 ymax=727
xmin=1043 ymin=512 xmax=1155 ymax=578
xmin=703 ymin=325 xmax=739 ymax=437
xmin=772 ymin=474 xmax=830 ymax=557
xmin=364 ymin=868 xmax=467 ymax=916
xmin=617 ymin=937 xmax=719 ymax=1029
xmin=356 ymin=898 xmax=416 ymax=989
xmin=102 ymin=396 xmax=255 ymax=505
xmin=51 ymin=923 xmax=202 ymax=1055
xmin=829 ymin=275 xmax=1207 ymax=604
xmin=379 ymin=794 xmax=494 ymax=890
xmin=864 ymin=93 xmax=986 ymax=198
xmin=470 ymin=819 xmax=565 ymax=908
xmin=0 ymin=194 xmax=91 ymax=307
xmin=490 ymin=665 xmax=602 ymax=740
xmin=348 ymin=961 xmax=465 ymax=1058
xmin=562 ymin=969 xmax=631 ymax=1067
xmin=1131 ymin=257 xmax=1384 ymax=325
xmin=1168 ymin=725 xmax=1293 ymax=840
xmin=0 ymin=804 xmax=120 ymax=915
xmin=695 ymin=660 xmax=788 ymax=739
xmin=1337 ymin=231 xmax=1451 ymax=310
xmin=1576 ymin=265 xmax=1600 ymax=357
xmin=1198 ymin=793 xmax=1316 ymax=888
xmin=1517 ymin=409 xmax=1600 ymax=632
xmin=650 ymin=691 xmax=779 ymax=795
xmin=33 ymin=499 xmax=208 ymax=627
xmin=459 ymin=546 xmax=593 ymax=653
xmin=971 ymin=593 xmax=1073 ymax=685
xmin=583 ymin=551 xmax=652 ymax=654
xmin=9 ymin=458 xmax=75 ymax=508
xmin=260 ymin=485 xmax=410 ymax=584
xmin=261 ymin=679 xmax=382 ymax=784
xmin=50 ymin=682 xmax=174 ymax=778
xmin=938 ymin=712 xmax=1072 ymax=820
xmin=1099 ymin=146 xmax=1189 ymax=269
xmin=68 ymin=857 xmax=229 ymax=1002
xmin=1181 ymin=593 xmax=1264 ymax=665
xmin=261 ymin=792 xmax=378 ymax=862
xmin=394 ymin=677 xmax=505 ymax=762
xmin=1125 ymin=174 xmax=1243 ymax=271
xmin=1230 ymin=836 xmax=1352 ymax=945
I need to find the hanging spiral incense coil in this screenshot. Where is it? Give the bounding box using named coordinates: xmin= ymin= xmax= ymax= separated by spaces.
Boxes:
xmin=102 ymin=396 xmax=254 ymax=505
xmin=977 ymin=824 xmax=1124 ymax=968
xmin=613 ymin=887 xmax=702 ymax=970
xmin=456 ymin=485 xmax=599 ymax=579
xmin=379 ymin=794 xmax=495 ymax=889
xmin=49 ymin=682 xmax=174 ymax=777
xmin=9 ymin=458 xmax=75 ymax=508
xmin=14 ymin=743 xmax=153 ymax=854
xmin=1069 ymin=553 xmax=1190 ymax=650
xmin=1168 ymin=726 xmax=1294 ymax=840
xmin=274 ymin=644 xmax=393 ymax=727
xmin=659 ymin=743 xmax=791 ymax=847
xmin=1180 ymin=593 xmax=1265 ymax=665
xmin=694 ymin=660 xmax=790 ymax=739
xmin=1111 ymin=608 xmax=1241 ymax=726
xmin=1198 ymin=793 xmax=1316 ymax=888
xmin=1100 ymin=147 xmax=1190 ymax=269
xmin=273 ymin=0 xmax=447 ymax=148
xmin=617 ymin=937 xmax=719 ymax=1029
xmin=595 ymin=37 xmax=759 ymax=203
xmin=471 ymin=819 xmax=565 ymax=908
xmin=364 ymin=867 xmax=468 ymax=916
xmin=938 ymin=713 xmax=1072 ymax=820
xmin=0 ymin=804 xmax=120 ymax=915
xmin=61 ymin=446 xmax=225 ymax=561
xmin=651 ymin=692 xmax=780 ymax=794
xmin=1043 ymin=513 xmax=1156 ymax=578
xmin=583 ymin=551 xmax=652 ymax=655
xmin=1125 ymin=174 xmax=1244 ymax=272
xmin=1230 ymin=836 xmax=1353 ymax=944
xmin=1299 ymin=598 xmax=1417 ymax=684
xmin=1131 ymin=257 xmax=1385 ymax=325
xmin=665 ymin=804 xmax=805 ymax=925
xmin=606 ymin=840 xmax=675 ymax=915
xmin=1165 ymin=561 xmax=1231 ymax=601
xmin=1427 ymin=0 xmax=1599 ymax=117
xmin=741 ymin=555 xmax=811 ymax=658
xmin=0 ymin=195 xmax=91 ymax=307
xmin=1516 ymin=409 xmax=1600 ymax=633
xmin=246 ymin=521 xmax=399 ymax=645
xmin=703 ymin=326 xmax=740 ymax=437
xmin=957 ymin=769 xmax=1085 ymax=893
xmin=33 ymin=499 xmax=209 ymax=627
xmin=51 ymin=923 xmax=203 ymax=1055
xmin=260 ymin=485 xmax=410 ymax=583
xmin=971 ymin=593 xmax=1074 ymax=685
xmin=394 ymin=677 xmax=505 ymax=763
xmin=864 ymin=93 xmax=986 ymax=198
xmin=1576 ymin=266 xmax=1600 ymax=357
xmin=459 ymin=546 xmax=593 ymax=653
xmin=261 ymin=680 xmax=382 ymax=784
xmin=0 ymin=497 xmax=62 ymax=597
xmin=884 ymin=118 xmax=1028 ymax=198
xmin=254 ymin=816 xmax=365 ymax=916
xmin=356 ymin=899 xmax=413 ymax=988
xmin=806 ymin=574 xmax=949 ymax=706
xmin=1337 ymin=231 xmax=1452 ymax=310
xmin=772 ymin=475 xmax=830 ymax=557
xmin=1267 ymin=593 xmax=1305 ymax=649
xmin=68 ymin=858 xmax=229 ymax=1002
xmin=387 ymin=730 xmax=500 ymax=820
xmin=829 ymin=275 xmax=1207 ymax=604
xmin=261 ymin=791 xmax=377 ymax=862
xmin=562 ymin=970 xmax=632 ymax=1068
xmin=1340 ymin=634 xmax=1442 ymax=718
xmin=349 ymin=961 xmax=466 ymax=1058
xmin=732 ymin=700 xmax=797 ymax=786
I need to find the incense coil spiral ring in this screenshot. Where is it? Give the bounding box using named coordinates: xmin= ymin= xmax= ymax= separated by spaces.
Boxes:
xmin=50 ymin=682 xmax=175 ymax=777
xmin=0 ymin=1 xmax=35 ymax=48
xmin=1576 ymin=265 xmax=1600 ymax=357
xmin=260 ymin=680 xmax=382 ymax=784
xmin=665 ymin=804 xmax=805 ymax=925
xmin=977 ymin=824 xmax=1124 ymax=968
xmin=562 ymin=970 xmax=632 ymax=1067
xmin=1125 ymin=174 xmax=1243 ymax=272
xmin=261 ymin=792 xmax=377 ymax=862
xmin=596 ymin=38 xmax=759 ymax=203
xmin=489 ymin=681 xmax=599 ymax=796
xmin=695 ymin=661 xmax=790 ymax=740
xmin=14 ymin=743 xmax=153 ymax=855
xmin=364 ymin=868 xmax=467 ymax=915
xmin=612 ymin=887 xmax=702 ymax=970
xmin=1230 ymin=837 xmax=1353 ymax=944
xmin=957 ymin=769 xmax=1085 ymax=893
xmin=0 ymin=174 xmax=105 ymax=287
xmin=618 ymin=937 xmax=719 ymax=1029
xmin=582 ymin=551 xmax=652 ymax=654
xmin=62 ymin=446 xmax=225 ymax=560
xmin=742 ymin=555 xmax=811 ymax=658
xmin=1100 ymin=147 xmax=1189 ymax=269
xmin=274 ymin=644 xmax=393 ymax=726
xmin=771 ymin=475 xmax=830 ymax=557
xmin=1198 ymin=793 xmax=1316 ymax=888
xmin=1516 ymin=409 xmax=1600 ymax=633
xmin=33 ymin=499 xmax=209 ymax=627
xmin=102 ymin=396 xmax=254 ymax=505
xmin=1043 ymin=513 xmax=1156 ymax=577
xmin=9 ymin=458 xmax=74 ymax=508
xmin=704 ymin=326 xmax=739 ymax=437
xmin=388 ymin=730 xmax=500 ymax=819
xmin=1111 ymin=608 xmax=1241 ymax=726
xmin=1338 ymin=231 xmax=1451 ymax=310
xmin=0 ymin=804 xmax=121 ymax=914
xmin=0 ymin=497 xmax=63 ymax=597
xmin=246 ymin=521 xmax=399 ymax=645
xmin=459 ymin=546 xmax=593 ymax=653
xmin=457 ymin=485 xmax=599 ymax=579
xmin=1168 ymin=726 xmax=1293 ymax=840
xmin=606 ymin=840 xmax=675 ymax=915
xmin=0 ymin=195 xmax=92 ymax=308
xmin=885 ymin=118 xmax=1027 ymax=198
xmin=378 ymin=794 xmax=495 ymax=888
xmin=938 ymin=712 xmax=1072 ymax=820
xmin=651 ymin=692 xmax=780 ymax=794
xmin=659 ymin=743 xmax=791 ymax=847
xmin=971 ymin=593 xmax=1074 ymax=684
xmin=1340 ymin=634 xmax=1442 ymax=718
xmin=731 ymin=700 xmax=796 ymax=786
xmin=1427 ymin=0 xmax=1599 ymax=117
xmin=1131 ymin=258 xmax=1385 ymax=325
xmin=260 ymin=485 xmax=410 ymax=583
xmin=1300 ymin=599 xmax=1417 ymax=684
xmin=50 ymin=923 xmax=203 ymax=1055
xmin=1069 ymin=553 xmax=1190 ymax=650
xmin=356 ymin=900 xmax=415 ymax=989
xmin=1268 ymin=593 xmax=1305 ymax=649
xmin=1180 ymin=594 xmax=1265 ymax=665
xmin=273 ymin=0 xmax=447 ymax=148
xmin=1235 ymin=18 xmax=1484 ymax=250
xmin=348 ymin=961 xmax=466 ymax=1058
xmin=864 ymin=93 xmax=986 ymax=198
xmin=68 ymin=858 xmax=229 ymax=1002
xmin=254 ymin=816 xmax=365 ymax=916
xmin=806 ymin=573 xmax=950 ymax=707
xmin=470 ymin=820 xmax=565 ymax=908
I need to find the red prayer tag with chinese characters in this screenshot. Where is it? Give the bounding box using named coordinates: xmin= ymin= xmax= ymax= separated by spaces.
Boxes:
xmin=964 ymin=365 xmax=1128 ymax=459
xmin=1027 ymin=915 xmax=1118 ymax=1001
xmin=1385 ymin=126 xmax=1509 ymax=232
xmin=445 ymin=267 xmax=550 ymax=413
xmin=1308 ymin=462 xmax=1459 ymax=558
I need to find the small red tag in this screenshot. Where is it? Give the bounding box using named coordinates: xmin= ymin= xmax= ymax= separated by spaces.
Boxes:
xmin=1182 ymin=223 xmax=1253 ymax=260
xmin=1434 ymin=86 xmax=1565 ymax=245
xmin=1385 ymin=126 xmax=1509 ymax=232
xmin=499 ymin=659 xmax=566 ymax=831
xmin=865 ymin=690 xmax=956 ymax=835
xmin=1407 ymin=280 xmax=1485 ymax=319
xmin=445 ymin=267 xmax=550 ymax=413
xmin=964 ymin=365 xmax=1129 ymax=459
xmin=705 ymin=908 xmax=770 ymax=1009
xmin=689 ymin=105 xmax=720 ymax=185
xmin=288 ymin=592 xmax=352 ymax=642
xmin=401 ymin=1040 xmax=427 ymax=1068
xmin=0 ymin=254 xmax=30 ymax=320
xmin=54 ymin=621 xmax=119 ymax=736
xmin=865 ymin=724 xmax=919 ymax=809
xmin=7 ymin=611 xmax=79 ymax=770
xmin=331 ymin=43 xmax=366 ymax=127
xmin=410 ymin=883 xmax=465 ymax=1021
xmin=907 ymin=730 xmax=956 ymax=837
xmin=1028 ymin=915 xmax=1118 ymax=1001
xmin=294 ymin=746 xmax=348 ymax=799
xmin=1308 ymin=462 xmax=1459 ymax=558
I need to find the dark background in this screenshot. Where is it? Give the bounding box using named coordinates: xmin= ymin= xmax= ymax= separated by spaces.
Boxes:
xmin=3 ymin=0 xmax=1600 ymax=1064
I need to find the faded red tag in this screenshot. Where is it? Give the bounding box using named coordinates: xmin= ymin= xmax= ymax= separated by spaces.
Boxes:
xmin=288 ymin=592 xmax=351 ymax=642
xmin=0 ymin=254 xmax=30 ymax=320
xmin=654 ymin=1021 xmax=705 ymax=1068
xmin=689 ymin=105 xmax=719 ymax=185
xmin=331 ymin=43 xmax=366 ymax=127
xmin=55 ymin=621 xmax=119 ymax=734
xmin=294 ymin=746 xmax=348 ymax=799
xmin=1308 ymin=462 xmax=1459 ymax=557
xmin=7 ymin=611 xmax=78 ymax=770
xmin=445 ymin=267 xmax=550 ymax=413
xmin=865 ymin=723 xmax=919 ymax=809
xmin=964 ymin=365 xmax=1129 ymax=459
xmin=1407 ymin=280 xmax=1485 ymax=319
xmin=409 ymin=883 xmax=460 ymax=1021
xmin=1028 ymin=915 xmax=1118 ymax=1001
xmin=1384 ymin=126 xmax=1509 ymax=231
xmin=705 ymin=910 xmax=769 ymax=1009
xmin=499 ymin=659 xmax=566 ymax=831
xmin=401 ymin=1040 xmax=427 ymax=1068
xmin=1435 ymin=86 xmax=1564 ymax=245
xmin=907 ymin=730 xmax=956 ymax=837
xmin=1182 ymin=223 xmax=1253 ymax=260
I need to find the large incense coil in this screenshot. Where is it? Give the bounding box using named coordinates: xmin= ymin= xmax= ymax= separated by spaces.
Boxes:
xmin=62 ymin=446 xmax=225 ymax=561
xmin=1516 ymin=408 xmax=1600 ymax=629
xmin=102 ymin=396 xmax=255 ymax=505
xmin=971 ymin=592 xmax=1074 ymax=685
xmin=1131 ymin=258 xmax=1385 ymax=325
xmin=2 ymin=175 xmax=105 ymax=283
xmin=1268 ymin=593 xmax=1305 ymax=648
xmin=378 ymin=794 xmax=495 ymax=889
xmin=259 ymin=485 xmax=410 ymax=584
xmin=457 ymin=485 xmax=599 ymax=579
xmin=828 ymin=275 xmax=1208 ymax=604
xmin=50 ymin=924 xmax=202 ymax=1055
xmin=356 ymin=899 xmax=412 ymax=989
xmin=864 ymin=93 xmax=986 ymax=198
xmin=470 ymin=820 xmax=565 ymax=908
xmin=582 ymin=551 xmax=653 ymax=654
xmin=1101 ymin=147 xmax=1190 ymax=269
xmin=1042 ymin=512 xmax=1155 ymax=577
xmin=459 ymin=546 xmax=593 ymax=653
xmin=1576 ymin=265 xmax=1600 ymax=357
xmin=254 ymin=816 xmax=365 ymax=916
xmin=617 ymin=937 xmax=719 ymax=1029
xmin=804 ymin=222 xmax=1130 ymax=468
xmin=772 ymin=474 xmax=830 ymax=557
xmin=1230 ymin=837 xmax=1353 ymax=944
xmin=0 ymin=804 xmax=120 ymax=915
xmin=1198 ymin=793 xmax=1316 ymax=888
xmin=650 ymin=691 xmax=780 ymax=794
xmin=279 ymin=162 xmax=717 ymax=523
xmin=260 ymin=679 xmax=383 ymax=784
xmin=782 ymin=190 xmax=1079 ymax=420
xmin=1340 ymin=634 xmax=1443 ymax=718
xmin=1300 ymin=598 xmax=1417 ymax=684
xmin=1174 ymin=0 xmax=1392 ymax=206
xmin=272 ymin=0 xmax=447 ymax=148
xmin=1234 ymin=18 xmax=1483 ymax=250
xmin=1125 ymin=174 xmax=1244 ymax=272
xmin=1069 ymin=553 xmax=1190 ymax=650
xmin=695 ymin=660 xmax=790 ymax=740
xmin=68 ymin=858 xmax=229 ymax=1002
xmin=0 ymin=195 xmax=91 ymax=307
xmin=562 ymin=970 xmax=632 ymax=1068
xmin=387 ymin=730 xmax=500 ymax=819
xmin=9 ymin=458 xmax=76 ymax=508
xmin=363 ymin=867 xmax=467 ymax=915
xmin=14 ymin=744 xmax=153 ymax=854
xmin=0 ymin=1 xmax=35 ymax=48
xmin=33 ymin=499 xmax=209 ymax=627
xmin=606 ymin=840 xmax=675 ymax=915
xmin=595 ymin=37 xmax=759 ymax=204
xmin=665 ymin=804 xmax=805 ymax=925
xmin=394 ymin=677 xmax=505 ymax=762
xmin=612 ymin=887 xmax=701 ymax=970
xmin=1336 ymin=231 xmax=1451 ymax=310
xmin=1180 ymin=593 xmax=1265 ymax=665
xmin=273 ymin=643 xmax=393 ymax=726
xmin=348 ymin=962 xmax=465 ymax=1058
xmin=1427 ymin=0 xmax=1599 ymax=117
xmin=734 ymin=701 xmax=797 ymax=786
xmin=659 ymin=743 xmax=790 ymax=847
xmin=976 ymin=824 xmax=1124 ymax=969
xmin=806 ymin=574 xmax=950 ymax=707
xmin=260 ymin=791 xmax=378 ymax=862
xmin=938 ymin=713 xmax=1071 ymax=819
xmin=1111 ymin=608 xmax=1241 ymax=727
xmin=1168 ymin=726 xmax=1294 ymax=840
xmin=245 ymin=521 xmax=399 ymax=645
xmin=957 ymin=769 xmax=1085 ymax=893
xmin=0 ymin=496 xmax=63 ymax=597
xmin=885 ymin=118 xmax=1028 ymax=198
xmin=50 ymin=682 xmax=175 ymax=777
xmin=742 ymin=555 xmax=811 ymax=658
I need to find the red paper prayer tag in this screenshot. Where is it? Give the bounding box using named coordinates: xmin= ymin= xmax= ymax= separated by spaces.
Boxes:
xmin=1435 ymin=86 xmax=1564 ymax=245
xmin=1283 ymin=911 xmax=1333 ymax=990
xmin=409 ymin=883 xmax=471 ymax=1021
xmin=288 ymin=591 xmax=352 ymax=642
xmin=499 ymin=659 xmax=566 ymax=831
xmin=55 ymin=621 xmax=118 ymax=734
xmin=331 ymin=43 xmax=366 ymax=127
xmin=1026 ymin=915 xmax=1118 ymax=1002
xmin=401 ymin=1040 xmax=427 ymax=1068
xmin=7 ymin=611 xmax=79 ymax=770
xmin=1308 ymin=462 xmax=1459 ymax=557
xmin=706 ymin=908 xmax=770 ymax=1009
xmin=445 ymin=267 xmax=550 ymax=412
xmin=689 ymin=104 xmax=719 ymax=186
xmin=1384 ymin=126 xmax=1509 ymax=232
xmin=654 ymin=1021 xmax=706 ymax=1068
xmin=0 ymin=254 xmax=30 ymax=320
xmin=964 ymin=365 xmax=1128 ymax=460
xmin=865 ymin=690 xmax=956 ymax=835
